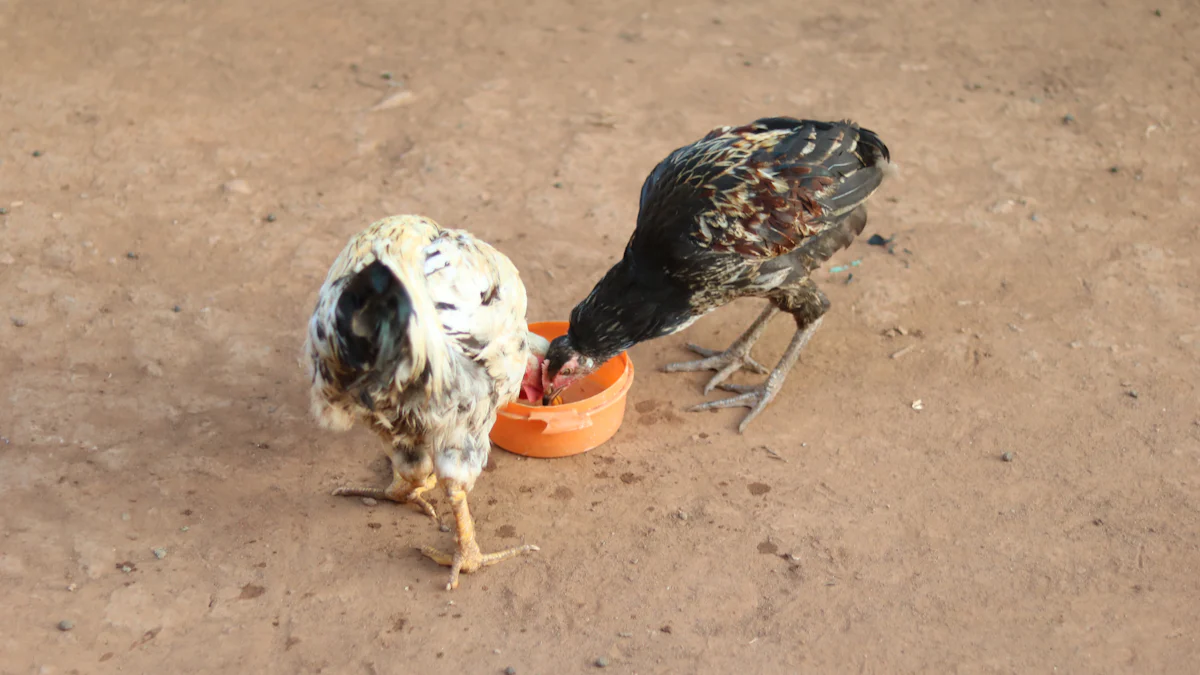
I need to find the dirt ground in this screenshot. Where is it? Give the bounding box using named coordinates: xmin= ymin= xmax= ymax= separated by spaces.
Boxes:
xmin=2 ymin=0 xmax=1199 ymax=672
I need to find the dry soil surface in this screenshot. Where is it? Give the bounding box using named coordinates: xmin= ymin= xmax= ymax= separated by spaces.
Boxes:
xmin=2 ymin=0 xmax=1199 ymax=673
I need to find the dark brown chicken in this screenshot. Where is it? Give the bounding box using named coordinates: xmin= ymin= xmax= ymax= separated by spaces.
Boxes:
xmin=542 ymin=117 xmax=891 ymax=432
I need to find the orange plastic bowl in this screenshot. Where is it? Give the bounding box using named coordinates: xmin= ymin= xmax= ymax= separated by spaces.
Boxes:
xmin=490 ymin=321 xmax=634 ymax=458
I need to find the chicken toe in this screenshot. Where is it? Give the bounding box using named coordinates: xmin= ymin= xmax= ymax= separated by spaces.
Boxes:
xmin=332 ymin=471 xmax=442 ymax=526
xmin=418 ymin=481 xmax=538 ymax=590
xmin=686 ymin=316 xmax=823 ymax=433
xmin=662 ymin=304 xmax=776 ymax=393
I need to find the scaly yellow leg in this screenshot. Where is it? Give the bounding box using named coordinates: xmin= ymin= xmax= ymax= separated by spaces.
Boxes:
xmin=419 ymin=481 xmax=539 ymax=590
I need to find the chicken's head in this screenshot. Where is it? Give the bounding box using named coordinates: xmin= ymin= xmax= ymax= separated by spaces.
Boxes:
xmin=542 ymin=334 xmax=599 ymax=406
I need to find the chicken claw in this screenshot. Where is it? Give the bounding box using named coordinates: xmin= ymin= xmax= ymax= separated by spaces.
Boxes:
xmin=686 ymin=316 xmax=823 ymax=433
xmin=687 ymin=379 xmax=781 ymax=433
xmin=332 ymin=472 xmax=444 ymax=528
xmin=662 ymin=304 xmax=777 ymax=393
xmin=663 ymin=343 xmax=770 ymax=392
xmin=418 ymin=481 xmax=539 ymax=590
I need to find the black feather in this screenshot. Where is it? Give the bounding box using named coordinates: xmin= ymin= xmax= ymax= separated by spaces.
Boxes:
xmin=333 ymin=260 xmax=413 ymax=397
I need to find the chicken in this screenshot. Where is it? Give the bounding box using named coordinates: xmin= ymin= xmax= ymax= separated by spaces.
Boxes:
xmin=542 ymin=117 xmax=891 ymax=432
xmin=304 ymin=215 xmax=547 ymax=589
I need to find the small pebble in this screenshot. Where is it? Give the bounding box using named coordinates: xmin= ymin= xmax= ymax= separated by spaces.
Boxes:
xmin=617 ymin=631 xmax=633 ymax=638
xmin=120 ymin=513 xmax=130 ymax=521
xmin=57 ymin=620 xmax=74 ymax=631
xmin=660 ymin=624 xmax=673 ymax=634
xmin=152 ymin=547 xmax=167 ymax=560
xmin=594 ymin=657 xmax=610 ymax=668
xmin=126 ymin=251 xmax=139 ymax=259
xmin=504 ymin=668 xmax=517 ymax=675
xmin=11 ymin=317 xmax=26 ymax=328
xmin=0 ymin=207 xmax=7 ymax=215
xmin=381 ymin=71 xmax=393 ymax=80
xmin=222 ymin=179 xmax=252 ymax=195
xmin=265 ymin=213 xmax=277 ymax=223
xmin=1109 ymin=166 xmax=1120 ymax=173
xmin=1155 ymin=9 xmax=1162 ymax=16
xmin=180 ymin=526 xmax=189 ymax=532
xmin=553 ymin=182 xmax=563 ymax=189
xmin=172 ymin=305 xmax=182 ymax=313
xmin=1127 ymin=390 xmax=1139 ymax=399
xmin=361 ymin=497 xmax=378 ymax=506
xmin=1029 ymin=213 xmax=1040 ymax=222
xmin=1062 ymin=113 xmax=1075 ymax=124
xmin=66 ymin=583 xmax=77 ymax=592
xmin=1001 ymin=452 xmax=1014 ymax=462
xmin=32 ymin=150 xmax=42 ymax=157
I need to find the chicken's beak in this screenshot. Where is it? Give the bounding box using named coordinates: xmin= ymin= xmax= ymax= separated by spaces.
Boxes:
xmin=541 ymin=386 xmax=562 ymax=407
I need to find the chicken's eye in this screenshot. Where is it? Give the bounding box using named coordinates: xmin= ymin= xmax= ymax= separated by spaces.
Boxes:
xmin=560 ymin=368 xmax=574 ymax=376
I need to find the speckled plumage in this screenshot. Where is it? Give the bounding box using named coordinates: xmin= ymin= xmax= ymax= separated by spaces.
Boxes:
xmin=304 ymin=215 xmax=543 ymax=588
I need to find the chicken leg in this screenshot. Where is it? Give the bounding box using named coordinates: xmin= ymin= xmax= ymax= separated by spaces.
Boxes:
xmin=688 ymin=280 xmax=830 ymax=432
xmin=688 ymin=316 xmax=823 ymax=432
xmin=332 ymin=448 xmax=442 ymax=527
xmin=419 ymin=480 xmax=539 ymax=590
xmin=663 ymin=302 xmax=776 ymax=393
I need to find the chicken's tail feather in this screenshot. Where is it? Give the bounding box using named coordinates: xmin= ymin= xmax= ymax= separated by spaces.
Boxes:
xmin=333 ymin=260 xmax=415 ymax=403
xmin=818 ymin=124 xmax=891 ymax=219
xmin=791 ymin=205 xmax=870 ymax=274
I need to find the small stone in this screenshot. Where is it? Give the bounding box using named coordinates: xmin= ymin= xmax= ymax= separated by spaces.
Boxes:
xmin=1001 ymin=452 xmax=1014 ymax=462
xmin=66 ymin=583 xmax=77 ymax=592
xmin=11 ymin=317 xmax=26 ymax=328
xmin=126 ymin=251 xmax=138 ymax=259
xmin=1109 ymin=166 xmax=1120 ymax=174
xmin=265 ymin=213 xmax=277 ymax=223
xmin=120 ymin=512 xmax=131 ymax=521
xmin=1029 ymin=213 xmax=1040 ymax=222
xmin=1062 ymin=113 xmax=1075 ymax=124
xmin=57 ymin=620 xmax=74 ymax=631
xmin=594 ymin=657 xmax=610 ymax=668
xmin=221 ymin=179 xmax=252 ymax=195
xmin=172 ymin=305 xmax=182 ymax=313
xmin=120 ymin=564 xmax=133 ymax=573
xmin=660 ymin=624 xmax=673 ymax=634
xmin=676 ymin=510 xmax=688 ymax=521
xmin=0 ymin=207 xmax=7 ymax=215
xmin=1155 ymin=9 xmax=1162 ymax=16
xmin=553 ymin=181 xmax=563 ymax=189
xmin=911 ymin=399 xmax=924 ymax=411
xmin=504 ymin=668 xmax=517 ymax=675
xmin=361 ymin=497 xmax=378 ymax=506
xmin=617 ymin=631 xmax=633 ymax=638
xmin=380 ymin=71 xmax=393 ymax=80
xmin=180 ymin=526 xmax=189 ymax=532
xmin=1127 ymin=390 xmax=1139 ymax=399
xmin=32 ymin=150 xmax=42 ymax=157
xmin=152 ymin=548 xmax=167 ymax=560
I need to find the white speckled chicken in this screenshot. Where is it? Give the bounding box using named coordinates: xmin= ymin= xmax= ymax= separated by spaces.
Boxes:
xmin=303 ymin=215 xmax=547 ymax=590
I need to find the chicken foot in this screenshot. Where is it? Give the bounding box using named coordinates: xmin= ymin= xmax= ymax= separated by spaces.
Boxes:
xmin=688 ymin=316 xmax=824 ymax=433
xmin=419 ymin=481 xmax=539 ymax=590
xmin=663 ymin=303 xmax=776 ymax=393
xmin=332 ymin=468 xmax=444 ymax=529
